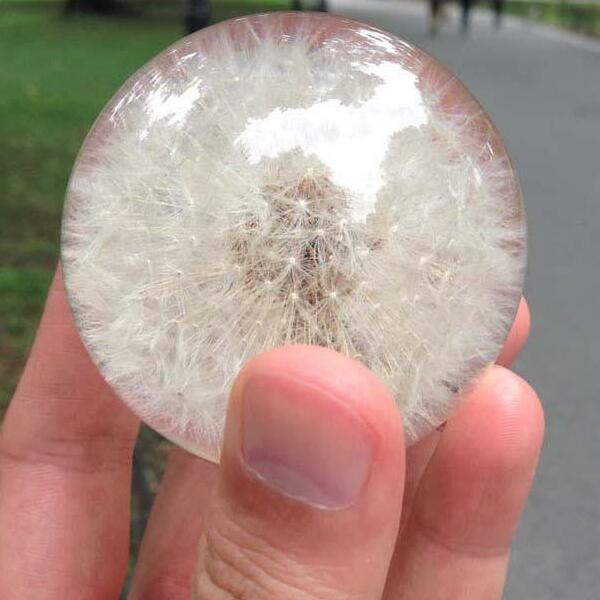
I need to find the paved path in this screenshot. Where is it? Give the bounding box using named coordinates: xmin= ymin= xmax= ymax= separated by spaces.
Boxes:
xmin=328 ymin=1 xmax=600 ymax=597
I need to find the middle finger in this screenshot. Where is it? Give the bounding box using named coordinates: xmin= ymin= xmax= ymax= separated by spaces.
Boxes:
xmin=128 ymin=448 xmax=218 ymax=599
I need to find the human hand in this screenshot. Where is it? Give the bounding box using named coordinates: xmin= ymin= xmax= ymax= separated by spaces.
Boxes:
xmin=0 ymin=267 xmax=543 ymax=599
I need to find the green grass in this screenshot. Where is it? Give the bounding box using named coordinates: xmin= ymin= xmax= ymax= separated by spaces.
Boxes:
xmin=0 ymin=1 xmax=289 ymax=412
xmin=501 ymin=1 xmax=600 ymax=37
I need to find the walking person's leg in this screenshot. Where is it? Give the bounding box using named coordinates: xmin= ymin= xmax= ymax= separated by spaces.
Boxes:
xmin=430 ymin=0 xmax=442 ymax=35
xmin=461 ymin=0 xmax=473 ymax=33
xmin=494 ymin=0 xmax=505 ymax=28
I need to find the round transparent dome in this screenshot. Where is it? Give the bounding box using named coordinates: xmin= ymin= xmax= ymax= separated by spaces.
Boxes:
xmin=62 ymin=12 xmax=526 ymax=462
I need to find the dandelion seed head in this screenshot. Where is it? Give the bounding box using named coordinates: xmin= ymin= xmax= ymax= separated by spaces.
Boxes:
xmin=61 ymin=13 xmax=526 ymax=462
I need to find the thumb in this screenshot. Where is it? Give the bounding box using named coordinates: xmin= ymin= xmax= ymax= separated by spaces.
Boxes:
xmin=192 ymin=345 xmax=406 ymax=600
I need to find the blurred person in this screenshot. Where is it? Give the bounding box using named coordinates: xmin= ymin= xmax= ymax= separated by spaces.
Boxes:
xmin=429 ymin=0 xmax=444 ymax=35
xmin=461 ymin=0 xmax=475 ymax=33
xmin=493 ymin=0 xmax=506 ymax=28
xmin=292 ymin=0 xmax=328 ymax=10
xmin=185 ymin=0 xmax=211 ymax=34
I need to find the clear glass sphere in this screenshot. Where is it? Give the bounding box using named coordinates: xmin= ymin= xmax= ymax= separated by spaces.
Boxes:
xmin=62 ymin=12 xmax=526 ymax=462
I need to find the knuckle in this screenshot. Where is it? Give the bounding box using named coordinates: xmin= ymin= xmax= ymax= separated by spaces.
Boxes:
xmin=0 ymin=428 xmax=135 ymax=475
xmin=192 ymin=509 xmax=337 ymax=600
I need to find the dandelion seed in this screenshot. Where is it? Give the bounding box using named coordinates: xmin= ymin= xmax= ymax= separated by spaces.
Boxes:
xmin=61 ymin=13 xmax=525 ymax=463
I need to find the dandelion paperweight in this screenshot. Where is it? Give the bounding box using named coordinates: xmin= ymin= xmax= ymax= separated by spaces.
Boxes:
xmin=61 ymin=12 xmax=526 ymax=462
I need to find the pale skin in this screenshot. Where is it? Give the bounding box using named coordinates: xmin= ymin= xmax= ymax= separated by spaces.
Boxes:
xmin=0 ymin=267 xmax=543 ymax=599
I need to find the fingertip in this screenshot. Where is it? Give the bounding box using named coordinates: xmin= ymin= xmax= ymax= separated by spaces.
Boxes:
xmin=413 ymin=365 xmax=544 ymax=553
xmin=449 ymin=365 xmax=544 ymax=469
xmin=497 ymin=296 xmax=531 ymax=367
xmin=224 ymin=345 xmax=406 ymax=533
xmin=520 ymin=296 xmax=531 ymax=331
xmin=225 ymin=345 xmax=406 ymax=509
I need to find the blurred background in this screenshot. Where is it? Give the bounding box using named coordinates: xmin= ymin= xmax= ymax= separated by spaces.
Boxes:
xmin=1 ymin=0 xmax=599 ymax=597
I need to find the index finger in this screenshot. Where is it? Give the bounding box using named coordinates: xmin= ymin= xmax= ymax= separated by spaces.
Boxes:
xmin=0 ymin=267 xmax=139 ymax=599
